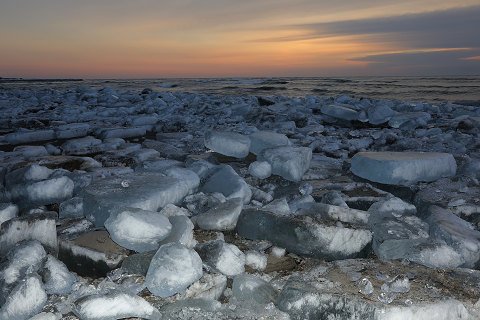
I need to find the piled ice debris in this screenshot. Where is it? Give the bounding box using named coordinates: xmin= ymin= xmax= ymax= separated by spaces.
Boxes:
xmin=0 ymin=84 xmax=480 ymax=319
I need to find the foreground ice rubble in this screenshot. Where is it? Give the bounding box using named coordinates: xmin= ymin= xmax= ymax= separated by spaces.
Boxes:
xmin=1 ymin=84 xmax=480 ymax=319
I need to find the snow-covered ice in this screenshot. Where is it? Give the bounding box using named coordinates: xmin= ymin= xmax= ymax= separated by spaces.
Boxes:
xmin=41 ymin=255 xmax=76 ymax=295
xmin=73 ymin=292 xmax=161 ymax=320
xmin=0 ymin=213 xmax=57 ymax=256
xmin=82 ymin=172 xmax=191 ymax=227
xmin=105 ymin=207 xmax=172 ymax=252
xmin=0 ymin=274 xmax=47 ymax=320
xmin=145 ymin=242 xmax=203 ymax=297
xmin=196 ymin=239 xmax=245 ymax=277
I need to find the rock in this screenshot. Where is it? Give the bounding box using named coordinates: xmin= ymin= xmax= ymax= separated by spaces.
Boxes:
xmin=59 ymin=230 xmax=129 ymax=277
xmin=105 ymin=207 xmax=172 ymax=252
xmin=201 ymin=165 xmax=252 ymax=204
xmin=0 ymin=274 xmax=47 ymax=320
xmin=193 ymin=197 xmax=243 ymax=231
xmin=258 ymin=146 xmax=312 ymax=182
xmin=83 ymin=172 xmax=191 ymax=227
xmin=351 ymin=152 xmax=457 ymax=186
xmin=248 ymin=161 xmax=272 ymax=179
xmin=236 ymin=208 xmax=372 ymax=260
xmin=248 ymin=131 xmax=290 ymax=155
xmin=145 ymin=242 xmax=203 ymax=297
xmin=41 ymin=255 xmax=76 ymax=295
xmin=121 ymin=252 xmax=155 ymax=276
xmin=196 ymin=240 xmax=245 ymax=277
xmin=0 ymin=213 xmax=57 ymax=256
xmin=204 ymin=131 xmax=251 ymax=158
xmin=73 ymin=292 xmax=161 ymax=320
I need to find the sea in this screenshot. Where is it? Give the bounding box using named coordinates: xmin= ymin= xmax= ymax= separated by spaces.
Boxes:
xmin=2 ymin=76 xmax=480 ymax=105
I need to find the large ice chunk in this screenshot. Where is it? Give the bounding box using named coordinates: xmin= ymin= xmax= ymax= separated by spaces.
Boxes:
xmin=236 ymin=208 xmax=372 ymax=260
xmin=5 ymin=164 xmax=53 ymax=189
xmin=248 ymin=161 xmax=272 ymax=179
xmin=232 ymin=274 xmax=277 ymax=304
xmin=59 ymin=197 xmax=84 ymax=218
xmin=61 ymin=136 xmax=102 ymax=155
xmin=105 ymin=207 xmax=172 ymax=252
xmin=367 ymin=104 xmax=396 ymax=125
xmin=73 ymin=292 xmax=161 ymax=320
xmin=145 ymin=242 xmax=203 ymax=297
xmin=83 ymin=172 xmax=190 ymax=227
xmin=0 ymin=240 xmax=46 ymax=305
xmin=201 ymin=165 xmax=252 ymax=204
xmin=320 ymin=104 xmax=359 ymax=121
xmin=426 ymin=205 xmax=480 ymax=268
xmin=351 ymin=152 xmax=457 ymax=186
xmin=9 ymin=176 xmax=74 ymax=209
xmin=41 ymin=255 xmax=76 ymax=295
xmin=388 ymin=112 xmax=431 ymax=129
xmin=0 ymin=202 xmax=18 ymax=225
xmin=0 ymin=213 xmax=57 ymax=256
xmin=249 ymin=131 xmax=290 ymax=155
xmin=193 ymin=197 xmax=243 ymax=231
xmin=55 ymin=123 xmax=91 ymax=140
xmin=0 ymin=274 xmax=47 ymax=320
xmin=204 ymin=131 xmax=251 ymax=158
xmin=195 ymin=239 xmax=245 ymax=277
xmin=258 ymin=146 xmax=312 ymax=182
xmin=5 ymin=129 xmax=55 ymax=145
xmin=158 ymin=215 xmax=196 ymax=248
xmin=97 ymin=127 xmax=147 ymax=139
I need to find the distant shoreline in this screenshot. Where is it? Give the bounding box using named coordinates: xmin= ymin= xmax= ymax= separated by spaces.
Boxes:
xmin=0 ymin=78 xmax=83 ymax=83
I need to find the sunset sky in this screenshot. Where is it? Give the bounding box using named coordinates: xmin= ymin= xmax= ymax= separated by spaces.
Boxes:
xmin=1 ymin=0 xmax=479 ymax=78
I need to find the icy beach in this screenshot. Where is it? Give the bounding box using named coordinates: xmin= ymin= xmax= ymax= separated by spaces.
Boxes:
xmin=1 ymin=82 xmax=480 ymax=319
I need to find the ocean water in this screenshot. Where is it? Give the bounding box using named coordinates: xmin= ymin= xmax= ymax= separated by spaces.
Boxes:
xmin=3 ymin=76 xmax=480 ymax=105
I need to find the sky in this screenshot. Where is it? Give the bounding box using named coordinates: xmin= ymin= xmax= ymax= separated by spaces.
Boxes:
xmin=1 ymin=0 xmax=479 ymax=78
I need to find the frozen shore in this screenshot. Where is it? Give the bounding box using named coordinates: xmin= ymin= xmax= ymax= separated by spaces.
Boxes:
xmin=0 ymin=84 xmax=480 ymax=319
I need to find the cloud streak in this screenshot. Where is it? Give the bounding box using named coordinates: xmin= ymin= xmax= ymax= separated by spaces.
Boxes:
xmin=262 ymin=5 xmax=480 ymax=49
